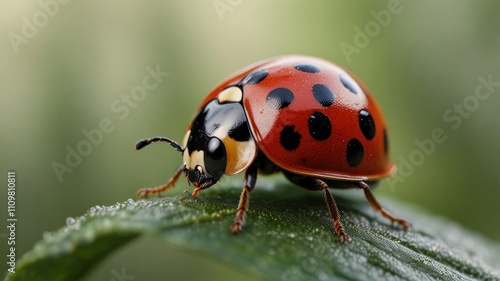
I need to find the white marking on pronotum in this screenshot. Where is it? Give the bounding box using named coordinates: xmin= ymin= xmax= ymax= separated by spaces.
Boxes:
xmin=217 ymin=86 xmax=243 ymax=103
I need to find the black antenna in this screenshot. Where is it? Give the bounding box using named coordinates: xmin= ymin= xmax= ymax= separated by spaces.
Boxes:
xmin=134 ymin=136 xmax=183 ymax=152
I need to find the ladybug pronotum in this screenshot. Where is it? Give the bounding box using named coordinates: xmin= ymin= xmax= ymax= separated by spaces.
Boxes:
xmin=135 ymin=55 xmax=410 ymax=242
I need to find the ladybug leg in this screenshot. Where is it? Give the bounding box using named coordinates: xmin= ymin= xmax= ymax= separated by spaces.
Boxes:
xmin=136 ymin=165 xmax=184 ymax=198
xmin=231 ymin=161 xmax=259 ymax=234
xmin=355 ymin=181 xmax=411 ymax=229
xmin=321 ymin=181 xmax=351 ymax=242
xmin=282 ymin=172 xmax=350 ymax=242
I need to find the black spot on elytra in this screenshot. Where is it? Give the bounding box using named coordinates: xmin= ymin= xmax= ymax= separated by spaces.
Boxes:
xmin=308 ymin=112 xmax=332 ymax=141
xmin=383 ymin=128 xmax=389 ymax=155
xmin=241 ymin=69 xmax=269 ymax=85
xmin=228 ymin=120 xmax=251 ymax=141
xmin=340 ymin=74 xmax=360 ymax=94
xmin=358 ymin=109 xmax=376 ymax=140
xmin=280 ymin=125 xmax=301 ymax=150
xmin=346 ymin=138 xmax=364 ymax=167
xmin=312 ymin=84 xmax=335 ymax=107
xmin=266 ymin=88 xmax=294 ymax=110
xmin=293 ymin=63 xmax=320 ymax=73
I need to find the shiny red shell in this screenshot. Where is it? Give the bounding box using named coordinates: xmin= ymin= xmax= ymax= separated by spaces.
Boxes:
xmin=198 ymin=55 xmax=396 ymax=181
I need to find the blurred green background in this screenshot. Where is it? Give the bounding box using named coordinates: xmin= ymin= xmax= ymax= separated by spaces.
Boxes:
xmin=1 ymin=1 xmax=499 ymax=280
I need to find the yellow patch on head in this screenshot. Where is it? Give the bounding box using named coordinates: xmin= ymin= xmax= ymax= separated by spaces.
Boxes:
xmin=183 ymin=149 xmax=205 ymax=172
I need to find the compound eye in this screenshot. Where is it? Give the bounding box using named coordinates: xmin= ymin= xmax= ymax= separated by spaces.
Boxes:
xmin=204 ymin=137 xmax=227 ymax=177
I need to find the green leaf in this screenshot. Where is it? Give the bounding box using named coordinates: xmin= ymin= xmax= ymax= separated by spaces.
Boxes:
xmin=5 ymin=179 xmax=500 ymax=281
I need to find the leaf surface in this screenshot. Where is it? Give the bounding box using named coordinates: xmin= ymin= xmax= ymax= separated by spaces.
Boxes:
xmin=5 ymin=179 xmax=500 ymax=281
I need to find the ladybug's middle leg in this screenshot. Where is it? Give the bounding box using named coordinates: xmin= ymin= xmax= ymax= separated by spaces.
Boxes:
xmin=283 ymin=172 xmax=351 ymax=242
xmin=231 ymin=160 xmax=259 ymax=234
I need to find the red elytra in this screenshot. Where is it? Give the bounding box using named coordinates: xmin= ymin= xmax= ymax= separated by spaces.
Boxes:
xmin=200 ymin=55 xmax=395 ymax=181
xmin=135 ymin=55 xmax=409 ymax=242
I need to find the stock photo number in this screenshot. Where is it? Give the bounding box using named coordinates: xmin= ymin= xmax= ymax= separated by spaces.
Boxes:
xmin=6 ymin=171 xmax=17 ymax=274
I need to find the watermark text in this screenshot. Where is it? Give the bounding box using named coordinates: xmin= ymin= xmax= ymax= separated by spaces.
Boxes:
xmin=110 ymin=267 xmax=135 ymax=281
xmin=340 ymin=0 xmax=412 ymax=63
xmin=213 ymin=0 xmax=243 ymax=21
xmin=51 ymin=65 xmax=168 ymax=182
xmin=387 ymin=74 xmax=499 ymax=188
xmin=7 ymin=0 xmax=72 ymax=54
xmin=6 ymin=171 xmax=17 ymax=274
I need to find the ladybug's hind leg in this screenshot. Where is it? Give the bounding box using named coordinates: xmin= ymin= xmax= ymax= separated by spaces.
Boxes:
xmin=231 ymin=161 xmax=259 ymax=234
xmin=283 ymin=172 xmax=351 ymax=242
xmin=355 ymin=181 xmax=411 ymax=229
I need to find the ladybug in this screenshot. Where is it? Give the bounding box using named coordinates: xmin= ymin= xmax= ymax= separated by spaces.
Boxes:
xmin=135 ymin=55 xmax=410 ymax=242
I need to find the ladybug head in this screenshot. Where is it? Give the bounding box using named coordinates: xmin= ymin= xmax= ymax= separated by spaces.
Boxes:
xmin=179 ymin=97 xmax=258 ymax=189
xmin=134 ymin=134 xmax=226 ymax=189
xmin=135 ymin=95 xmax=258 ymax=190
xmin=181 ymin=131 xmax=227 ymax=188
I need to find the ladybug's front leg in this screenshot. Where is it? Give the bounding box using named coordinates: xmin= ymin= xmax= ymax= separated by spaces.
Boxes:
xmin=136 ymin=165 xmax=184 ymax=198
xmin=231 ymin=161 xmax=258 ymax=234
